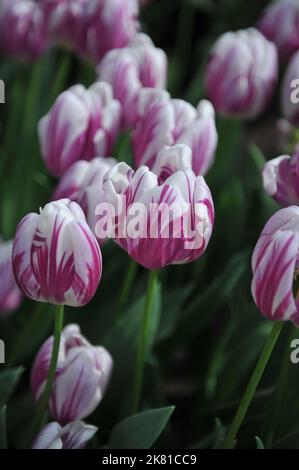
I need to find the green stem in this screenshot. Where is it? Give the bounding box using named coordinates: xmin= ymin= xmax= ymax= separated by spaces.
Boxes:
xmin=32 ymin=304 xmax=64 ymax=436
xmin=222 ymin=322 xmax=284 ymax=449
xmin=131 ymin=270 xmax=159 ymax=414
xmin=116 ymin=259 xmax=137 ymax=318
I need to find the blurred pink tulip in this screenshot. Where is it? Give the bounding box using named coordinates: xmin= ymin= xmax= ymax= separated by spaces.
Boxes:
xmin=252 ymin=206 xmax=299 ymax=326
xmin=75 ymin=0 xmax=139 ymax=63
xmin=31 ymin=324 xmax=113 ymax=424
xmin=258 ymin=0 xmax=299 ymax=60
xmin=38 ymin=82 xmax=121 ymax=177
xmin=205 ymin=28 xmax=278 ymax=119
xmin=0 ymin=0 xmax=48 ymax=61
xmin=132 ymin=89 xmax=218 ymax=176
xmin=97 ymin=33 xmax=167 ymax=128
xmin=263 ymin=148 xmax=299 ymax=206
xmin=12 ymin=199 xmax=102 ymax=307
xmin=0 ymin=239 xmax=22 ymax=316
xmin=101 ymin=147 xmax=214 ymax=269
xmin=53 ymin=157 xmax=117 ymax=239
xmin=40 ymin=0 xmax=88 ymax=47
xmin=32 ymin=420 xmax=97 ymax=449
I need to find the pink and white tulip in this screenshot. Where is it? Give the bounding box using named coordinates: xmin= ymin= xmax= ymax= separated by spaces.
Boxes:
xmin=32 ymin=420 xmax=98 ymax=449
xmin=40 ymin=0 xmax=87 ymax=47
xmin=252 ymin=206 xmax=299 ymax=326
xmin=31 ymin=324 xmax=113 ymax=424
xmin=132 ymin=89 xmax=218 ymax=176
xmin=281 ymin=51 xmax=299 ymax=126
xmin=205 ymin=28 xmax=278 ymax=119
xmin=0 ymin=239 xmax=22 ymax=316
xmin=100 ymin=147 xmax=214 ymax=270
xmin=38 ymin=82 xmax=121 ymax=177
xmin=97 ymin=33 xmax=167 ymax=128
xmin=75 ymin=0 xmax=139 ymax=63
xmin=53 ymin=157 xmax=117 ymax=238
xmin=263 ymin=149 xmax=299 ymax=206
xmin=258 ymin=0 xmax=299 ymax=60
xmin=12 ymin=200 xmax=102 ymax=307
xmin=0 ymin=0 xmax=48 ymax=61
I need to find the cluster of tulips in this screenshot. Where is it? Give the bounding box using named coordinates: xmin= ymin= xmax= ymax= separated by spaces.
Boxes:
xmin=1 ymin=0 xmax=299 ymax=449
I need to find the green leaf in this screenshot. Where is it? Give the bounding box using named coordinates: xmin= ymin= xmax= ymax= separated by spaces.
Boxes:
xmin=0 ymin=367 xmax=24 ymax=408
xmin=0 ymin=406 xmax=7 ymax=449
xmin=255 ymin=436 xmax=264 ymax=449
xmin=109 ymin=406 xmax=175 ymax=449
xmin=177 ymin=250 xmax=249 ymax=342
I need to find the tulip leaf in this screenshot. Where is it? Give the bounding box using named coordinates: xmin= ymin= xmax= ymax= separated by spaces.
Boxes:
xmin=0 ymin=367 xmax=24 ymax=408
xmin=0 ymin=406 xmax=7 ymax=449
xmin=109 ymin=406 xmax=175 ymax=449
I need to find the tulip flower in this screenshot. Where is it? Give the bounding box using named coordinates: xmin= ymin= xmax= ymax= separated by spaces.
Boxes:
xmin=205 ymin=27 xmax=278 ymax=119
xmin=100 ymin=146 xmax=214 ymax=269
xmin=281 ymin=51 xmax=299 ymax=126
xmin=258 ymin=0 xmax=299 ymax=60
xmin=31 ymin=324 xmax=113 ymax=424
xmin=223 ymin=207 xmax=295 ymax=448
xmin=262 ymin=149 xmax=299 ymax=206
xmin=132 ymin=89 xmax=218 ymax=176
xmin=251 ymin=206 xmax=299 ymax=325
xmin=0 ymin=0 xmax=48 ymax=61
xmin=38 ymin=82 xmax=121 ymax=177
xmin=40 ymin=0 xmax=87 ymax=47
xmin=97 ymin=33 xmax=167 ymax=127
xmin=75 ymin=0 xmax=139 ymax=63
xmin=12 ymin=199 xmax=102 ymax=438
xmin=32 ymin=420 xmax=98 ymax=449
xmin=100 ymin=146 xmax=214 ymax=412
xmin=12 ymin=199 xmax=102 ymax=307
xmin=53 ymin=157 xmax=117 ymax=239
xmin=0 ymin=239 xmax=22 ymax=316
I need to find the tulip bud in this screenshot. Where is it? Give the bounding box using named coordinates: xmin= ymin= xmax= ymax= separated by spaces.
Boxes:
xmin=0 ymin=0 xmax=48 ymax=61
xmin=75 ymin=0 xmax=139 ymax=63
xmin=31 ymin=324 xmax=113 ymax=424
xmin=205 ymin=27 xmax=278 ymax=119
xmin=251 ymin=206 xmax=299 ymax=326
xmin=12 ymin=199 xmax=102 ymax=307
xmin=0 ymin=239 xmax=22 ymax=316
xmin=38 ymin=82 xmax=121 ymax=177
xmin=53 ymin=157 xmax=117 ymax=239
xmin=263 ymin=148 xmax=299 ymax=206
xmin=281 ymin=51 xmax=299 ymax=126
xmin=101 ymin=148 xmax=214 ymax=269
xmin=32 ymin=420 xmax=98 ymax=449
xmin=258 ymin=0 xmax=299 ymax=60
xmin=132 ymin=89 xmax=218 ymax=176
xmin=97 ymin=33 xmax=167 ymax=128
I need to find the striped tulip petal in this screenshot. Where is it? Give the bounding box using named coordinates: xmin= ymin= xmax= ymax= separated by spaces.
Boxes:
xmin=251 ymin=206 xmax=299 ymax=326
xmin=31 ymin=324 xmax=113 ymax=424
xmin=12 ymin=200 xmax=102 ymax=307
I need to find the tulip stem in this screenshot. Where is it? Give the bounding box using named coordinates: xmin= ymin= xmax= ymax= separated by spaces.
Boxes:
xmin=116 ymin=259 xmax=138 ymax=317
xmin=222 ymin=321 xmax=283 ymax=449
xmin=33 ymin=304 xmax=64 ymax=434
xmin=131 ymin=270 xmax=159 ymax=414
